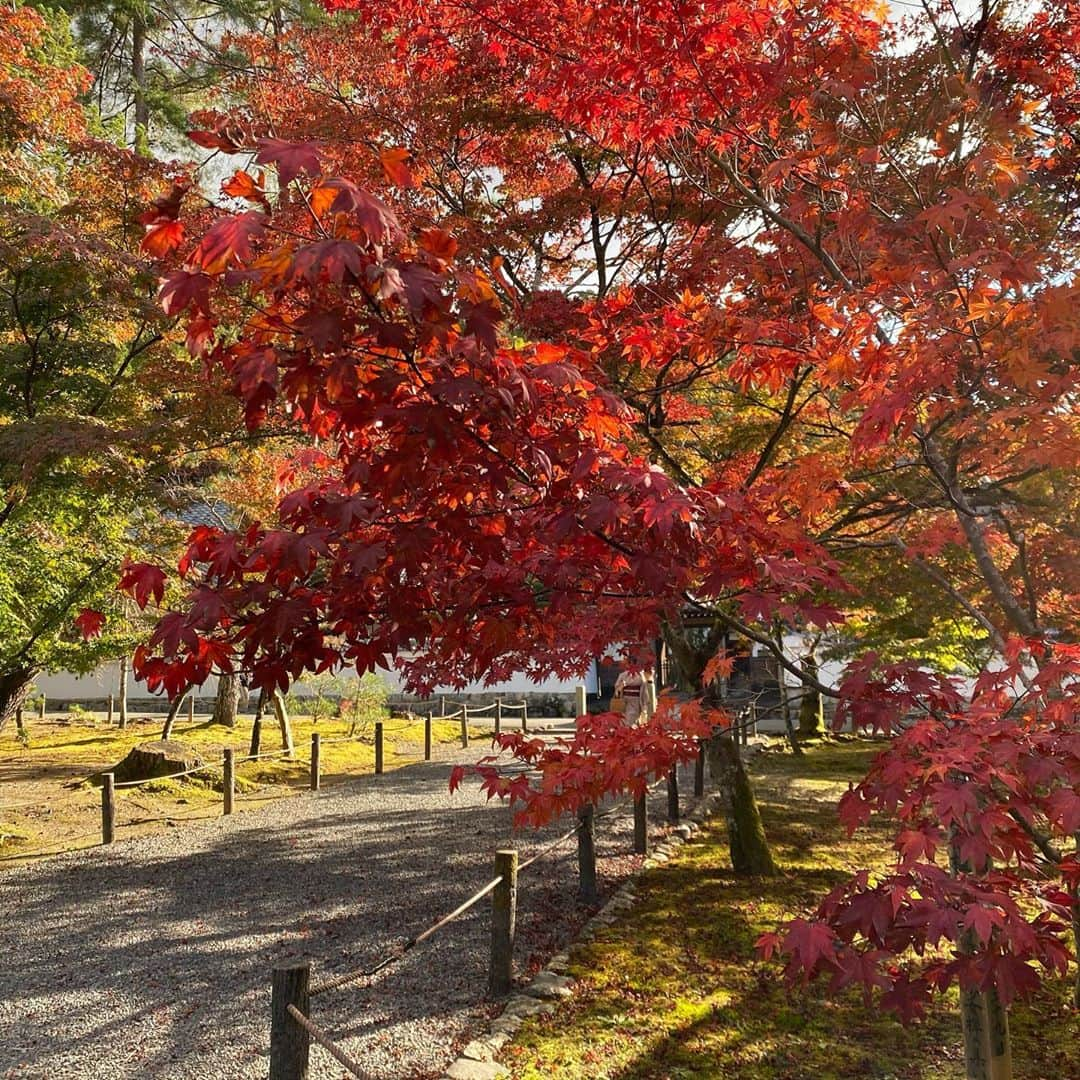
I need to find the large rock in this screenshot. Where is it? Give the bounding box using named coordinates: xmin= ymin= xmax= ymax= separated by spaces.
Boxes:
xmin=111 ymin=740 xmax=206 ymax=784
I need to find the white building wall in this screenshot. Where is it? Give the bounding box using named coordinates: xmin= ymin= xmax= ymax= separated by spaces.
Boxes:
xmin=35 ymin=661 xmax=598 ymax=702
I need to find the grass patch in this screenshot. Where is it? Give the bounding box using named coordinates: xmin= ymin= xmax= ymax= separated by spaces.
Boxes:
xmin=502 ymin=740 xmax=1079 ymax=1080
xmin=0 ymin=710 xmax=480 ymax=856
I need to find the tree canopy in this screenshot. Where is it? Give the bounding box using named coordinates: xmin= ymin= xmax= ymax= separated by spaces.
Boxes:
xmin=16 ymin=0 xmax=1080 ymax=1074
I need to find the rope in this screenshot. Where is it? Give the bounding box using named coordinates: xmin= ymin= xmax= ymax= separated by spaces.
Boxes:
xmin=310 ymin=874 xmax=504 ymax=997
xmin=518 ymin=823 xmax=580 ymax=873
xmin=114 ymin=763 xmax=218 ymax=788
xmin=236 ymin=747 xmax=300 ymax=763
xmin=498 ymin=702 xmax=527 ymax=710
xmin=286 ymin=1005 xmax=368 ymax=1079
xmin=465 ymin=702 xmax=497 ymax=713
xmin=0 ymin=831 xmax=102 ymax=862
xmin=117 ymin=805 xmax=220 ymax=828
xmin=234 ymin=790 xmax=302 ymax=804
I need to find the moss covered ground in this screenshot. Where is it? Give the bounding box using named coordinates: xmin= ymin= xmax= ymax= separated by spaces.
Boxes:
xmin=501 ymin=740 xmax=1079 ymax=1080
xmin=0 ymin=708 xmax=476 ymax=860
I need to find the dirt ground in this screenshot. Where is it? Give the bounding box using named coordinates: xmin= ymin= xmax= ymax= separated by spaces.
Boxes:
xmin=0 ymin=709 xmax=474 ymax=863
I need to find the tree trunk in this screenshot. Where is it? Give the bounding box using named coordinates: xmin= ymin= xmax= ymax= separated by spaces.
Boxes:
xmin=707 ymin=732 xmax=779 ymax=876
xmin=951 ymin=837 xmax=1012 ymax=1080
xmin=774 ymin=624 xmax=803 ymax=755
xmin=249 ymin=689 xmax=267 ymax=757
xmin=160 ymin=689 xmax=190 ymax=741
xmin=0 ymin=667 xmax=37 ymax=732
xmin=960 ymin=981 xmax=992 ymax=1080
xmin=211 ymin=673 xmax=240 ymax=728
xmin=118 ymin=655 xmax=129 ymax=729
xmin=664 ymin=620 xmax=779 ymax=877
xmin=1071 ymin=838 xmax=1080 ymax=1009
xmin=984 ymin=987 xmax=1012 ymax=1080
xmin=131 ymin=12 xmax=150 ymax=153
xmin=272 ymin=690 xmax=294 ymax=756
xmin=798 ymin=654 xmax=824 ymax=737
xmin=778 ymin=671 xmax=802 ymax=757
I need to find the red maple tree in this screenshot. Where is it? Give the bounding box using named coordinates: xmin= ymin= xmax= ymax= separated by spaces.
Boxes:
xmin=127 ymin=1 xmax=1080 ymax=1073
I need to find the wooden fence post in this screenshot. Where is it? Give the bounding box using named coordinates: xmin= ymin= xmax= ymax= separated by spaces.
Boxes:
xmin=39 ymin=695 xmax=46 ymax=720
xmin=101 ymin=772 xmax=115 ymax=844
xmin=575 ymin=684 xmax=587 ymax=722
xmin=489 ymin=849 xmax=518 ymax=998
xmin=424 ymin=714 xmax=432 ymax=761
xmin=667 ymin=765 xmax=679 ymax=823
xmin=521 ymin=702 xmax=528 ymax=733
xmin=15 ymin=707 xmax=24 ymax=735
xmin=740 ymin=707 xmax=749 ymax=747
xmin=633 ymin=793 xmax=649 ymax=855
xmin=694 ymin=741 xmax=705 ymax=797
xmin=460 ymin=713 xmax=469 ymax=749
xmin=223 ymin=748 xmax=235 ymax=814
xmin=577 ymin=805 xmax=598 ymax=904
xmin=439 ymin=695 xmax=447 ymax=717
xmin=270 ymin=961 xmax=311 ymax=1080
xmin=374 ymin=721 xmax=383 ymax=775
xmin=750 ymin=699 xmax=758 ymax=737
xmin=495 ymin=699 xmax=502 ymax=736
xmin=309 ymin=734 xmax=320 ymax=792
xmin=107 ymin=695 xmax=114 ymax=726
xmin=188 ymin=694 xmax=195 ymax=723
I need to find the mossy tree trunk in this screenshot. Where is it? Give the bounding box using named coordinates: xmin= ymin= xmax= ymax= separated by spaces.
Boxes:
xmin=211 ymin=673 xmax=240 ymax=728
xmin=249 ymin=689 xmax=267 ymax=757
xmin=798 ymin=648 xmax=824 ymax=738
xmin=664 ymin=621 xmax=779 ymax=877
xmin=0 ymin=666 xmax=36 ymax=732
xmin=272 ymin=690 xmax=294 ymax=756
xmin=705 ymin=732 xmax=779 ymax=875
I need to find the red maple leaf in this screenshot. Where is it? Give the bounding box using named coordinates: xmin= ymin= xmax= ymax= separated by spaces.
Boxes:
xmin=254 ymin=138 xmax=322 ymax=186
xmin=74 ymin=608 xmax=105 ymax=640
xmin=118 ymin=561 xmax=167 ymax=609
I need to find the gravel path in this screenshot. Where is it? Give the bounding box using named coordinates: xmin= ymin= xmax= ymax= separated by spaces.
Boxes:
xmin=0 ymin=725 xmax=679 ymax=1079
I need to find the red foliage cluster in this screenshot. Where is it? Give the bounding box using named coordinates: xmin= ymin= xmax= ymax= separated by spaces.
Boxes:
xmin=125 ymin=137 xmax=833 ymax=701
xmin=453 ymin=696 xmax=718 ymax=826
xmin=761 ymin=642 xmax=1080 ymax=1019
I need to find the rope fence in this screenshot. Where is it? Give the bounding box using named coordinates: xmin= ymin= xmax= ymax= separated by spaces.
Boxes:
xmin=6 ymin=685 xmax=728 ymax=1076
xmin=0 ymin=691 xmax=750 ymax=867
xmin=114 ymin=762 xmax=219 ymax=788
xmin=267 ymin=752 xmax=706 ymax=1080
xmin=284 ymin=1003 xmax=368 ymax=1079
xmin=4 ymin=697 xmax=549 ymax=857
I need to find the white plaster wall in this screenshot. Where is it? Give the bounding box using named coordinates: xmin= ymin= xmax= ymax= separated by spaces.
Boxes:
xmin=35 ymin=662 xmax=597 ymax=701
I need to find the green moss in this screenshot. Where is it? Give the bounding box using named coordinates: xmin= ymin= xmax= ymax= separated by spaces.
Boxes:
xmin=0 ymin=712 xmax=481 ymax=854
xmin=502 ymin=740 xmax=1079 ymax=1080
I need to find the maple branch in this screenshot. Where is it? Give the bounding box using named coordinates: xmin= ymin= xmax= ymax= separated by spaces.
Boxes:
xmin=707 ymin=151 xmax=855 ymax=292
xmin=88 ymin=324 xmax=168 ymax=416
xmin=1008 ymin=808 xmax=1063 ymax=866
xmin=918 ymin=432 xmax=1039 ymax=638
xmin=7 ymin=558 xmax=112 ymax=668
xmin=682 ymin=596 xmax=840 ymax=700
xmin=743 ymin=366 xmax=811 ymax=489
xmin=895 ymin=539 xmax=1008 ymax=654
